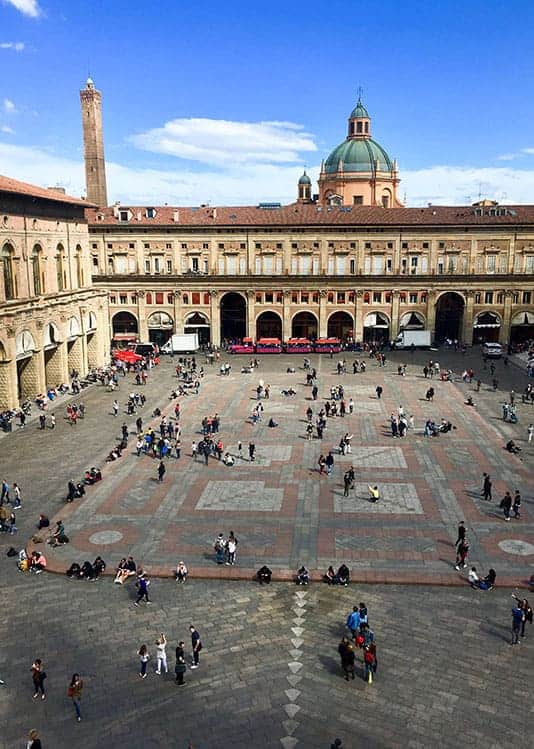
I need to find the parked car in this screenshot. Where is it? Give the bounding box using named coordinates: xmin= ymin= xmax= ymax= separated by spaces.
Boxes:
xmin=482 ymin=342 xmax=503 ymax=358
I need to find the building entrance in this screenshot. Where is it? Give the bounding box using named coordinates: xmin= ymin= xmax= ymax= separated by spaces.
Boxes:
xmin=435 ymin=293 xmax=464 ymax=341
xmin=220 ymin=292 xmax=246 ymax=342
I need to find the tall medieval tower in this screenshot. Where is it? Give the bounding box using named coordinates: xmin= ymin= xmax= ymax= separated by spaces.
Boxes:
xmin=80 ymin=78 xmax=108 ymax=207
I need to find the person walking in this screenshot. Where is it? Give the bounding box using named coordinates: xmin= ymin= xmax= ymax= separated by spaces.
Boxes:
xmin=528 ymin=423 xmax=534 ymax=443
xmin=190 ymin=626 xmax=202 ymax=669
xmin=248 ymin=442 xmax=256 ymax=462
xmin=31 ymin=659 xmax=46 ymax=700
xmin=364 ymin=643 xmax=377 ymax=683
xmin=12 ymin=482 xmax=22 ymax=510
xmin=134 ymin=573 xmax=151 ymax=606
xmin=455 ymin=538 xmax=469 ymax=570
xmin=39 ymin=413 xmax=46 ymax=430
xmin=157 ymin=460 xmax=166 ymax=482
xmin=500 ymin=491 xmax=512 ymax=521
xmin=67 ymin=673 xmax=83 ymax=722
xmin=325 ymin=451 xmax=334 ymax=476
xmin=27 ymin=729 xmax=42 ymax=749
xmin=346 ymin=606 xmax=361 ymax=638
xmin=226 ymin=531 xmax=238 ymax=565
xmin=49 ymin=413 xmax=56 ymax=429
xmin=338 ymin=637 xmax=355 ymax=681
xmin=375 ymin=385 xmax=383 ymax=399
xmin=318 ymin=454 xmax=326 ymax=475
xmin=155 ymin=634 xmax=168 ymax=675
xmin=112 ymin=399 xmax=119 ymax=417
xmin=512 ymin=490 xmax=521 ymax=519
xmin=482 ymin=473 xmax=492 ymax=501
xmin=512 ymin=596 xmax=532 ymax=638
xmin=138 ymin=645 xmax=150 ymax=678
xmin=343 ymin=468 xmax=354 ymax=497
xmin=455 ymin=521 xmax=466 ymax=548
xmin=174 ymin=641 xmax=186 ymax=685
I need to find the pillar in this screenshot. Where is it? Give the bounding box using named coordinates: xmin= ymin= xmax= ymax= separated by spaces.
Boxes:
xmin=283 ymin=290 xmax=292 ymax=340
xmin=319 ymin=289 xmax=328 ymax=338
xmin=44 ymin=342 xmax=68 ymax=387
xmin=19 ymin=351 xmax=45 ymax=400
xmin=246 ymin=290 xmax=255 ymax=339
xmin=137 ymin=292 xmax=148 ymax=341
xmin=391 ymin=290 xmax=400 ymax=338
xmin=461 ymin=291 xmax=474 ymax=345
xmin=354 ymin=290 xmax=364 ymax=342
xmin=210 ymin=290 xmax=221 ymax=346
xmin=173 ymin=291 xmax=184 ymax=334
xmin=501 ymin=291 xmax=514 ymax=344
xmin=426 ymin=290 xmax=436 ymax=341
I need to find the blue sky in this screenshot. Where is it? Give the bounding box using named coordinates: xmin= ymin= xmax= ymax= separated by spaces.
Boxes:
xmin=1 ymin=0 xmax=534 ymax=205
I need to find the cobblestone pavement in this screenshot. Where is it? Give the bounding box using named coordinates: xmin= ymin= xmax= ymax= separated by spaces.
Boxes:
xmin=0 ymin=348 xmax=533 ymax=585
xmin=0 ymin=568 xmax=532 ymax=749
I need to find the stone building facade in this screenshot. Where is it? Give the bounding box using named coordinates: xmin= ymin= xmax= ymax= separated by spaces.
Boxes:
xmin=0 ymin=176 xmax=108 ymax=409
xmin=88 ymin=201 xmax=534 ymax=348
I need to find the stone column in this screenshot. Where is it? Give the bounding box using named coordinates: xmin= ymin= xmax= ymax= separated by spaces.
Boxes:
xmin=462 ymin=291 xmax=474 ymax=345
xmin=137 ymin=291 xmax=148 ymax=341
xmin=210 ymin=290 xmax=221 ymax=346
xmin=283 ymin=290 xmax=292 ymax=340
xmin=354 ymin=290 xmax=364 ymax=342
xmin=173 ymin=290 xmax=184 ymax=334
xmin=0 ymin=331 xmax=17 ymax=410
xmin=44 ymin=342 xmax=68 ymax=387
xmin=19 ymin=350 xmax=45 ymax=401
xmin=426 ymin=290 xmax=437 ymax=340
xmin=319 ymin=289 xmax=328 ymax=338
xmin=501 ymin=290 xmax=514 ymax=344
xmin=246 ymin=289 xmax=255 ymax=339
xmin=391 ymin=290 xmax=400 ymax=337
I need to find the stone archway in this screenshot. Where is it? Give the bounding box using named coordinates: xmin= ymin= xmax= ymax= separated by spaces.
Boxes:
xmin=256 ymin=311 xmax=283 ymax=340
xmin=0 ymin=340 xmax=14 ymax=410
xmin=510 ymin=310 xmax=534 ymax=344
xmin=185 ymin=312 xmax=211 ymax=345
xmin=147 ymin=311 xmax=174 ymax=347
xmin=220 ymin=292 xmax=247 ymax=341
xmin=435 ymin=292 xmax=465 ymax=341
xmin=291 ymin=311 xmax=318 ymax=340
xmin=43 ymin=322 xmax=66 ymax=388
xmin=112 ymin=311 xmax=139 ymax=338
xmin=363 ymin=312 xmax=390 ymax=344
xmin=15 ymin=330 xmax=39 ymax=401
xmin=473 ymin=311 xmax=501 ymax=344
xmin=327 ymin=311 xmax=354 ymax=341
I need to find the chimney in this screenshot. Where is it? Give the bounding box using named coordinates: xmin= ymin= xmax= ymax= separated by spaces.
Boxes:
xmin=172 ymin=210 xmax=179 ymax=223
xmin=212 ymin=208 xmax=217 ymax=219
xmin=137 ymin=211 xmax=142 ymax=221
xmin=48 ymin=186 xmax=66 ymax=195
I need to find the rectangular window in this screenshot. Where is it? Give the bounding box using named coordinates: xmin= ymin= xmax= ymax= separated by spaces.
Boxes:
xmin=523 ymin=291 xmax=532 ymax=304
xmin=499 ymin=255 xmax=507 ymax=273
xmin=119 ymin=211 xmax=129 ymax=222
xmin=312 ymin=257 xmax=319 ymax=275
xmin=291 ymin=258 xmax=298 ymax=274
xmin=218 ymin=258 xmax=225 ymax=274
xmin=144 ymin=243 xmax=150 ymax=249
xmin=265 ymin=292 xmax=273 ymax=303
xmin=328 ymin=292 xmax=334 ymax=303
xmin=496 ymin=292 xmax=504 ymax=304
xmin=192 ymin=292 xmax=201 ymax=305
xmin=486 ymin=255 xmax=496 ymax=273
xmin=144 ymin=259 xmax=150 ymax=273
xmin=255 ymin=243 xmax=262 ymax=250
xmin=154 ymin=258 xmax=160 ymax=273
xmin=155 ymin=292 xmax=164 ymax=305
xmin=301 ymin=292 xmax=309 ymax=304
xmin=110 ymin=295 xmax=116 ymax=304
xmin=372 ymin=256 xmax=383 ymax=275
xmin=166 ymin=243 xmax=172 ymax=249
xmin=240 ymin=243 xmax=246 ymax=250
xmin=167 ymin=293 xmax=174 ymax=304
xmin=181 ymin=243 xmax=188 ymax=249
xmin=386 ymin=258 xmax=392 ymax=273
xmin=421 ymin=256 xmax=428 ymax=273
xmin=350 ymin=259 xmax=355 ymax=274
xmin=327 ymin=257 xmax=334 ymax=275
xmin=337 ymin=257 xmax=346 ymax=275
xmin=256 ymin=293 xmax=262 ymax=304
xmin=337 ymin=292 xmax=345 ymax=304
xmin=166 ymin=260 xmax=172 ymax=273
xmin=275 ymin=257 xmax=282 ymax=274
xmin=525 ymin=256 xmax=534 ymax=273
xmin=364 ymin=257 xmax=371 ymax=274
xmin=437 ymin=257 xmax=444 ymax=274
xmin=300 ymin=256 xmax=310 ymax=275
xmin=276 ymin=292 xmax=283 ymax=304
xmin=181 ymin=257 xmax=188 ymax=273
xmin=476 ymin=256 xmax=484 ymax=273
xmin=240 ymin=257 xmax=247 ymax=274
xmin=264 ymin=256 xmax=274 ymax=274
xmin=484 ymin=291 xmax=493 ymax=304
xmin=276 ymin=243 xmax=282 ymax=250
xmin=203 ymin=243 xmax=209 ymax=250
xmin=203 ymin=293 xmax=210 ymax=305
xmin=365 ymin=242 xmax=371 ymax=249
xmin=292 ymin=292 xmax=298 ymax=304
xmin=227 ymin=256 xmax=237 ymax=275
xmin=255 ymin=257 xmax=262 ymax=274
xmin=353 ymin=196 xmax=363 ymax=205
xmin=218 ymin=243 xmax=224 ymax=250
xmin=191 ymin=257 xmax=199 ymax=272
xmin=182 ymin=293 xmax=189 ymax=304
xmin=409 ymin=293 xmax=418 ymax=304
xmin=475 ymin=293 xmax=481 ymax=304
xmin=119 ymin=294 xmax=127 ymax=304
xmin=373 ymin=291 xmax=382 ymax=303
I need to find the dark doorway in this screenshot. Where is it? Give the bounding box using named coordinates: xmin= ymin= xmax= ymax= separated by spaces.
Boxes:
xmin=327 ymin=311 xmax=353 ymax=341
xmin=256 ymin=311 xmax=282 ymax=340
xmin=112 ymin=311 xmax=138 ymax=336
xmin=220 ymin=292 xmax=247 ymax=341
xmin=185 ymin=312 xmax=211 ymax=345
xmin=291 ymin=311 xmax=318 ymax=339
xmin=435 ymin=293 xmax=464 ymax=341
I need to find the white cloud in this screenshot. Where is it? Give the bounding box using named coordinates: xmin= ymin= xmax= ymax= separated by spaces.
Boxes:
xmin=3 ymin=0 xmax=41 ymax=18
xmin=522 ymin=148 xmax=534 ymax=155
xmin=130 ymin=117 xmax=317 ymax=166
xmin=0 ymin=41 xmax=25 ymax=51
xmin=0 ymin=125 xmax=15 ymax=134
xmin=496 ymin=153 xmax=518 ymax=161
xmin=3 ymin=98 xmax=16 ymax=113
xmin=2 ymin=141 xmax=534 ymax=208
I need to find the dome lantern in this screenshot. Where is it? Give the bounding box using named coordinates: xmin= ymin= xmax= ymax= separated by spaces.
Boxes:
xmin=297 ymin=169 xmax=312 ymax=203
xmin=348 ymin=97 xmax=371 ymax=139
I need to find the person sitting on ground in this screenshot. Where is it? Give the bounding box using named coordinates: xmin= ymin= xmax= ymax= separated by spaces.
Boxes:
xmin=439 ymin=420 xmax=453 ymax=433
xmin=37 ymin=514 xmax=50 ymax=530
xmin=465 ymin=396 xmax=476 ymax=407
xmin=85 ymin=467 xmax=102 ymax=484
xmin=325 ymin=565 xmax=336 ymax=584
xmin=506 ymin=439 xmax=521 ymax=454
xmin=257 ymin=565 xmax=272 ymax=585
xmin=30 ymin=550 xmax=47 ymax=574
xmin=296 ymin=565 xmax=310 ymax=585
xmin=114 ymin=556 xmax=136 ymax=584
xmin=336 ymin=563 xmax=350 ymax=586
xmin=175 ymin=560 xmax=188 ymax=583
xmin=67 ymin=479 xmax=77 ymax=502
xmin=368 ymin=485 xmax=380 ymax=503
xmin=222 ymin=452 xmax=235 ymax=466
xmin=268 ymin=418 xmax=278 ymax=428
xmin=79 ymin=560 xmax=94 ymax=580
xmin=286 ymin=367 xmax=295 ymax=373
xmin=479 ymin=568 xmax=496 ymax=590
xmin=50 ymin=519 xmax=68 ymax=547
xmin=281 ymin=387 xmax=296 ymax=397
xmin=76 ymin=482 xmax=86 ymax=498
xmin=17 ymin=549 xmax=29 ymax=572
xmin=93 ymin=556 xmax=106 ymax=579
xmin=468 ymin=566 xmax=480 ymax=588
xmin=66 ymin=562 xmax=81 ymax=579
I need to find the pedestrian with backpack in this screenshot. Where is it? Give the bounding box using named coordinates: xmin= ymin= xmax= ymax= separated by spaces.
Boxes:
xmin=134 ymin=573 xmax=151 ymax=607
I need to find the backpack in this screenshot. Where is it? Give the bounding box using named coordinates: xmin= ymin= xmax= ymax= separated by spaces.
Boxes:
xmin=6 ymin=547 xmax=17 ymax=557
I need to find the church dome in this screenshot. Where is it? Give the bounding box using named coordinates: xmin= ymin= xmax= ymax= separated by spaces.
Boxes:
xmin=350 ymin=100 xmax=369 ymax=118
xmin=298 ymin=170 xmax=311 ymax=185
xmin=324 ymin=138 xmax=393 ymax=175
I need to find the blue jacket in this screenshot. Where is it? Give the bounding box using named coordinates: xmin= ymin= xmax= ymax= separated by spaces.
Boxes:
xmin=346 ymin=611 xmax=360 ymax=631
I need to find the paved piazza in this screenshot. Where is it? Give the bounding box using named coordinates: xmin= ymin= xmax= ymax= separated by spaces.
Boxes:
xmin=2 ymin=349 xmax=533 ymax=585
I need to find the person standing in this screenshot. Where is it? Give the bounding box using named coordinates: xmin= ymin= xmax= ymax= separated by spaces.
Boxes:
xmin=325 ymin=451 xmax=334 ymax=476
xmin=226 ymin=531 xmax=238 ymax=565
xmin=500 ymin=491 xmax=512 ymax=521
xmin=512 ymin=595 xmax=532 ymax=638
xmin=455 ymin=538 xmax=469 ymax=570
xmin=12 ymin=483 xmax=22 ymax=510
xmin=237 ymin=440 xmax=243 ymax=460
xmin=155 ymin=634 xmax=168 ymax=675
xmin=134 ymin=573 xmax=151 ymax=606
xmin=157 ymin=460 xmax=166 ymax=483
xmin=528 ymin=423 xmax=534 ymax=443
xmin=338 ymin=637 xmax=355 ymax=681
xmin=248 ymin=442 xmax=256 ymax=462
xmin=482 ymin=473 xmax=492 ymax=501
xmin=174 ymin=641 xmax=186 ymax=685
xmin=67 ymin=673 xmax=83 ymax=721
xmin=49 ymin=413 xmax=56 ymax=429
xmin=112 ymin=400 xmax=119 ymax=417
xmin=511 ymin=603 xmax=523 ymax=645
xmin=39 ymin=413 xmax=46 ymax=430
xmin=138 ymin=645 xmax=150 ymax=678
xmin=346 ymin=606 xmax=361 ymax=638
xmin=190 ymin=626 xmax=202 ymax=669
xmin=364 ymin=643 xmax=377 ymax=683
xmin=31 ymin=659 xmax=46 ymax=700
xmin=27 ymin=729 xmax=42 ymax=749
xmin=375 ymin=385 xmax=383 ymax=399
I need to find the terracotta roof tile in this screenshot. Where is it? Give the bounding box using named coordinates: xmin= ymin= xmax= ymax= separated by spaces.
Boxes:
xmin=0 ymin=174 xmax=93 ymax=207
xmin=86 ymin=202 xmax=534 ymax=228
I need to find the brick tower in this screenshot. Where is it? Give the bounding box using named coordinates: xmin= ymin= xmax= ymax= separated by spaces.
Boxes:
xmin=80 ymin=78 xmax=108 ymax=207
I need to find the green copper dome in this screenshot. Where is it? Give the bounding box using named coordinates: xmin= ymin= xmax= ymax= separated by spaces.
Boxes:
xmin=324 ymin=138 xmax=393 ymax=175
xmin=298 ymin=170 xmax=311 ymax=185
xmin=350 ymin=99 xmax=369 ymax=118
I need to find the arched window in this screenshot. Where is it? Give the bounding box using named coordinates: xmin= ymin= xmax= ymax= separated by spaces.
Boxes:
xmin=32 ymin=245 xmax=43 ymax=295
xmin=2 ymin=243 xmax=16 ymax=300
xmin=56 ymin=246 xmax=65 ymax=291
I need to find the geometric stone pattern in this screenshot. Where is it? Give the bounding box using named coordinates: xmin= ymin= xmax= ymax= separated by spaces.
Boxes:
xmin=337 ymin=445 xmax=407 ymax=468
xmin=498 ymin=539 xmax=534 ymax=556
xmin=196 ymin=480 xmax=284 ymax=511
xmin=334 ymin=482 xmax=422 ymax=514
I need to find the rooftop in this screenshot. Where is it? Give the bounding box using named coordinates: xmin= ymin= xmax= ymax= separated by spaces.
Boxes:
xmin=0 ymin=174 xmax=92 ymax=207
